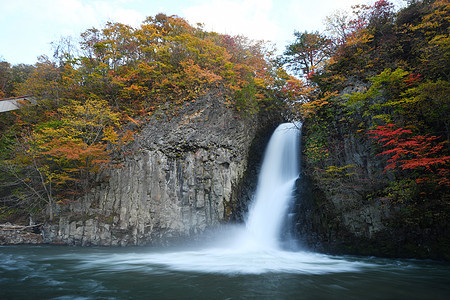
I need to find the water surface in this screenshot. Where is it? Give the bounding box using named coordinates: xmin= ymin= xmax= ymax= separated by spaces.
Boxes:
xmin=1 ymin=245 xmax=449 ymax=299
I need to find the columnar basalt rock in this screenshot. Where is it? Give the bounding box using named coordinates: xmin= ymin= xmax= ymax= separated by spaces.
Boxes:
xmin=42 ymin=91 xmax=280 ymax=246
xmin=295 ymin=122 xmax=395 ymax=254
xmin=296 ymin=117 xmax=448 ymax=260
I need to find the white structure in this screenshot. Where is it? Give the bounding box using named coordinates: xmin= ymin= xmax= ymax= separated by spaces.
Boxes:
xmin=0 ymin=96 xmax=36 ymax=113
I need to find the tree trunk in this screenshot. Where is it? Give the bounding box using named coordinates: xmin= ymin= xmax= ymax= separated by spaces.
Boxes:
xmin=49 ymin=199 xmax=54 ymax=222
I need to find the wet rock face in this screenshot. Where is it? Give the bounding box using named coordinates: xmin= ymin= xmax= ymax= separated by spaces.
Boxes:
xmin=42 ymin=91 xmax=279 ymax=246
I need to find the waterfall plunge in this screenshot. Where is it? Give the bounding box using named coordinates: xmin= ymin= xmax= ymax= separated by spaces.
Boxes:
xmin=244 ymin=122 xmax=300 ymax=250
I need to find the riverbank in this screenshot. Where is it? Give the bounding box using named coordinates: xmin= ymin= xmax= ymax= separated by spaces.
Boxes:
xmin=0 ymin=223 xmax=43 ymax=245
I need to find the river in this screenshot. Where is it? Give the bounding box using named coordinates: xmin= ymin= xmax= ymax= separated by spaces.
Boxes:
xmin=1 ymin=244 xmax=449 ymax=299
xmin=1 ymin=123 xmax=448 ymax=299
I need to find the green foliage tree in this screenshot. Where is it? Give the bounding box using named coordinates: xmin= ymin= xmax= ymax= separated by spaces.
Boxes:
xmin=283 ymin=31 xmax=331 ymax=78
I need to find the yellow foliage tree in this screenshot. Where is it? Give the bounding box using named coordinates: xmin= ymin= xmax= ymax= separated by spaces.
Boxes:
xmin=6 ymin=98 xmax=126 ymax=220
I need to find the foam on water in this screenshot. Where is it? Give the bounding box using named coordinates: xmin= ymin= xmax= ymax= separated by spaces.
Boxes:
xmin=75 ymin=246 xmax=368 ymax=274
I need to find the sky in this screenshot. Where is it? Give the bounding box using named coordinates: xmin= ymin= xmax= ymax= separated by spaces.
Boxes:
xmin=0 ymin=0 xmax=405 ymax=65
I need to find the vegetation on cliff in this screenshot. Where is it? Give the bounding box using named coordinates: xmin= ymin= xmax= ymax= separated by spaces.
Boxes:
xmin=0 ymin=14 xmax=299 ymax=222
xmin=284 ymin=0 xmax=449 ymax=258
xmin=0 ymin=0 xmax=448 ymax=258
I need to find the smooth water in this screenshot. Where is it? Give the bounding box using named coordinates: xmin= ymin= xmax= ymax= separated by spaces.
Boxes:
xmin=1 ymin=245 xmax=449 ymax=299
xmin=1 ymin=123 xmax=449 ymax=299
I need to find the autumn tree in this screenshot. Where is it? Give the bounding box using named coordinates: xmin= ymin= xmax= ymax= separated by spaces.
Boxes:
xmin=0 ymin=61 xmax=34 ymax=98
xmin=3 ymin=98 xmax=127 ymax=220
xmin=1 ymin=13 xmax=296 ymax=222
xmin=368 ymin=124 xmax=450 ymax=188
xmin=283 ymin=31 xmax=331 ymax=78
xmin=0 ymin=61 xmax=12 ymax=98
xmin=15 ymin=56 xmax=65 ymax=104
xmin=408 ymin=0 xmax=450 ymax=80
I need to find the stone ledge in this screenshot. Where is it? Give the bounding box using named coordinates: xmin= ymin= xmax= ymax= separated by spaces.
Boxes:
xmin=0 ymin=224 xmax=43 ymax=245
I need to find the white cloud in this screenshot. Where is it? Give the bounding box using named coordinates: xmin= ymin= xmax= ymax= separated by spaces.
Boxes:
xmin=183 ymin=0 xmax=279 ymax=42
xmin=1 ymin=0 xmax=406 ymax=64
xmin=90 ymin=1 xmax=145 ymax=27
xmin=181 ymin=0 xmax=366 ymax=52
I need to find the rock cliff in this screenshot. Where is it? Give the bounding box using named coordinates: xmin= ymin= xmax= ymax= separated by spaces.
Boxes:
xmin=42 ymin=90 xmax=280 ymax=246
xmin=295 ymin=119 xmax=449 ymax=260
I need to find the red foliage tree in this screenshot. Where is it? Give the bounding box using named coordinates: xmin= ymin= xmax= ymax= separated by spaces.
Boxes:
xmin=368 ymin=124 xmax=450 ymax=187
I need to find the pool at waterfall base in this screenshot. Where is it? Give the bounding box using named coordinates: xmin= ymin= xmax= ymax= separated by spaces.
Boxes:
xmin=1 ymin=123 xmax=449 ymax=299
xmin=1 ymin=244 xmax=449 ymax=299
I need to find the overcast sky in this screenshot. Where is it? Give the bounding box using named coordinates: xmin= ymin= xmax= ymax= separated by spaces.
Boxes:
xmin=1 ymin=0 xmax=405 ymax=65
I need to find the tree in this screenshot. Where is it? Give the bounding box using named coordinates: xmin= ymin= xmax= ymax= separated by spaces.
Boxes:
xmin=4 ymin=98 xmax=124 ymax=221
xmin=1 ymin=13 xmax=296 ymax=222
xmin=368 ymin=123 xmax=450 ymax=187
xmin=0 ymin=61 xmax=12 ymax=98
xmin=283 ymin=31 xmax=331 ymax=78
xmin=324 ymin=9 xmax=354 ymax=47
xmin=15 ymin=56 xmax=64 ymax=104
xmin=0 ymin=62 xmax=34 ymax=98
xmin=409 ymin=0 xmax=450 ymax=80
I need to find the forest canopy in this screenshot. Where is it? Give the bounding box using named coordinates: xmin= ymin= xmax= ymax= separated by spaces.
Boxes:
xmin=0 ymin=13 xmax=299 ymax=221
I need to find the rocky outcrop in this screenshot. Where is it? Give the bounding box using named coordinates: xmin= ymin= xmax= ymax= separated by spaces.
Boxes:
xmin=0 ymin=223 xmax=43 ymax=245
xmin=295 ymin=129 xmax=389 ymax=248
xmin=42 ymin=90 xmax=280 ymax=246
xmin=296 ymin=121 xmax=449 ymax=260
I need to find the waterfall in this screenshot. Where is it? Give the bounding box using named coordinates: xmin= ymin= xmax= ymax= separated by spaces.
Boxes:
xmin=105 ymin=121 xmax=367 ymax=275
xmin=243 ymin=122 xmax=300 ymax=250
